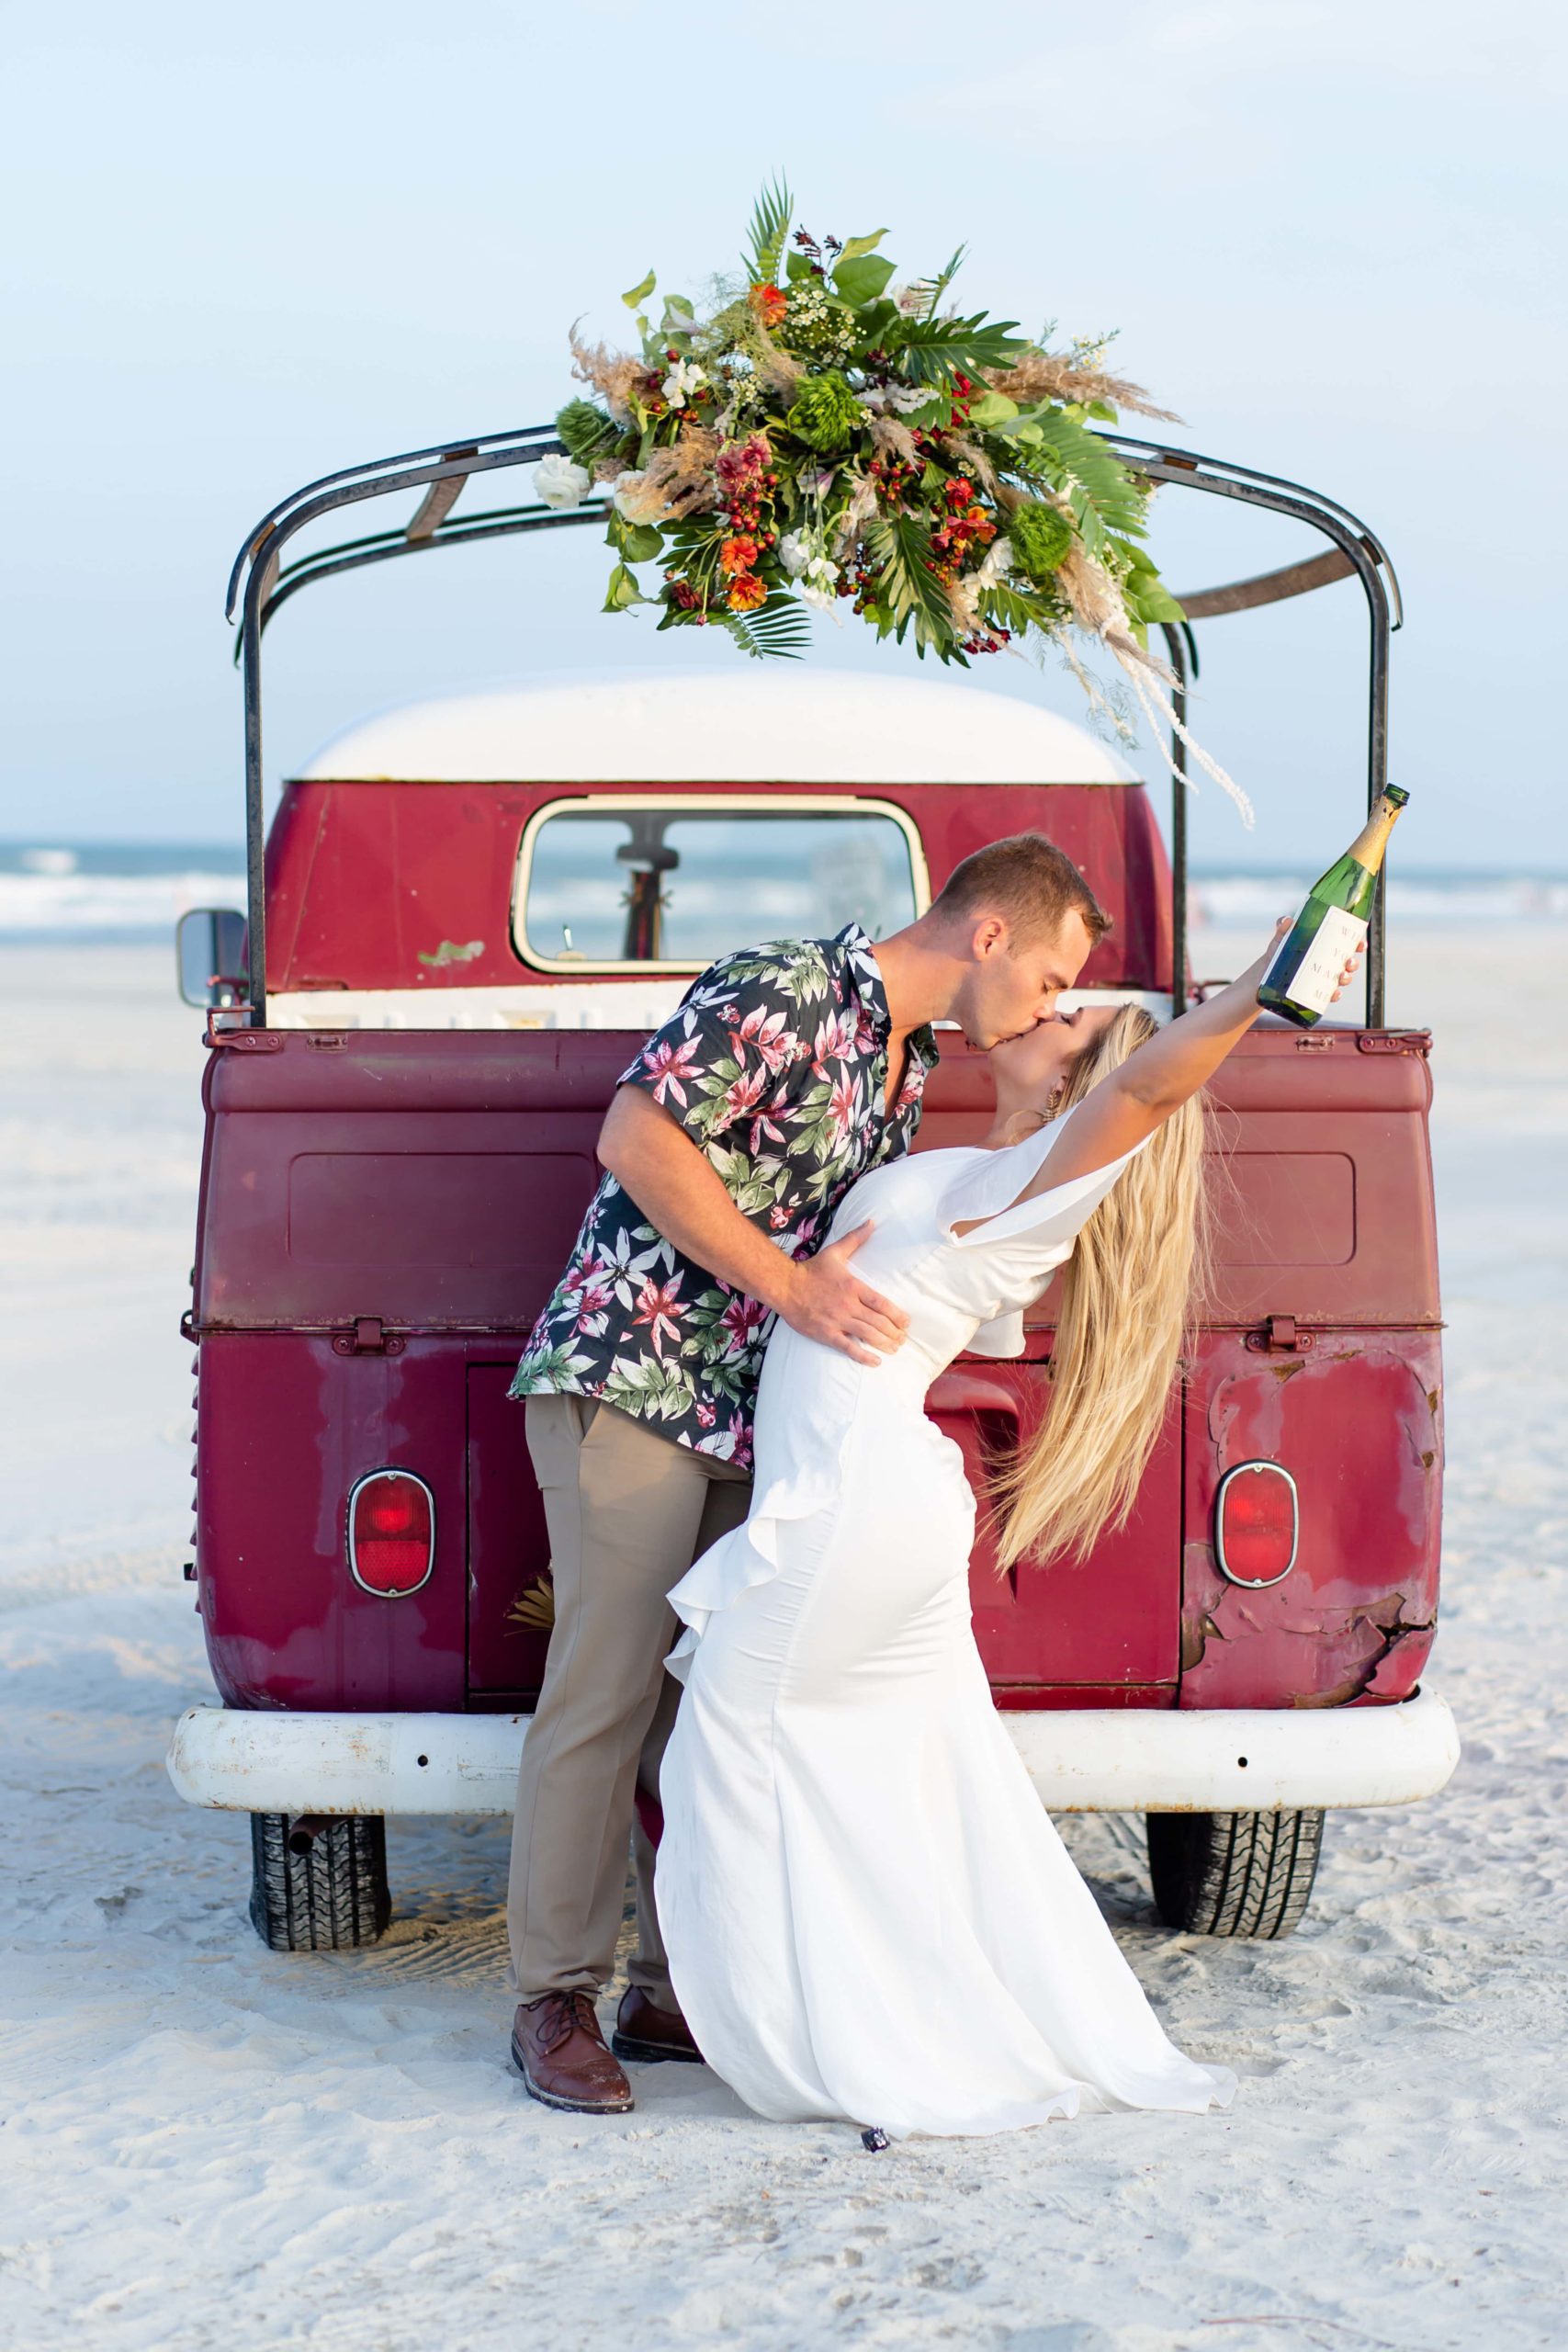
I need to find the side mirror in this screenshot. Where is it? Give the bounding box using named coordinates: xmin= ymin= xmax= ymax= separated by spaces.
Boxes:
xmin=176 ymin=907 xmax=250 ymax=1008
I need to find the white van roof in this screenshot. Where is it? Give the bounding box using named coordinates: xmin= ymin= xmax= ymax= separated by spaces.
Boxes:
xmin=296 ymin=669 xmax=1134 ymax=786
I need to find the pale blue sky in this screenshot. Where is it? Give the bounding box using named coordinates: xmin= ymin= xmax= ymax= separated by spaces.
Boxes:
xmin=2 ymin=0 xmax=1563 ymax=868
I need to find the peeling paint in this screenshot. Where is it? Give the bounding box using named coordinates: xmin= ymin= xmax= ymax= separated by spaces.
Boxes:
xmin=1182 ymin=1330 xmax=1443 ymax=1711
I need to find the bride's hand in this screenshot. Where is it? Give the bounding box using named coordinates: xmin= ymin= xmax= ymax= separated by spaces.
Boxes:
xmin=781 ymin=1224 xmax=908 ymax=1366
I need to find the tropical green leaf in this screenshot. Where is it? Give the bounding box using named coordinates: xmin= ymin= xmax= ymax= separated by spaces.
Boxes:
xmin=1017 ymin=410 xmax=1149 ymax=549
xmin=606 ymin=510 xmax=663 ymax=564
xmin=886 ymin=311 xmax=1029 ymax=386
xmin=966 ymin=389 xmax=1018 ymax=428
xmin=621 ymin=268 xmax=656 ymax=310
xmin=1122 ymin=568 xmax=1186 ymax=627
xmin=837 ymin=229 xmax=888 ymax=262
xmin=845 ymin=296 xmax=900 ymax=347
xmin=831 ymin=253 xmax=896 ymax=307
xmin=977 ymin=579 xmax=1068 ymax=638
xmin=658 ymin=295 xmax=697 ymax=339
xmin=744 ymin=175 xmax=792 ymax=287
xmin=716 ymin=589 xmax=811 ymax=661
xmin=863 ymin=510 xmax=954 ymax=653
xmin=1111 ymin=535 xmax=1158 ymax=575
xmin=603 ymin=562 xmax=647 ymax=613
xmin=784 ymin=246 xmax=816 ymax=283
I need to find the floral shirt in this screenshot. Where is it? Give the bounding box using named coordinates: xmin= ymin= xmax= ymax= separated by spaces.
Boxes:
xmin=508 ymin=924 xmax=937 ymax=1465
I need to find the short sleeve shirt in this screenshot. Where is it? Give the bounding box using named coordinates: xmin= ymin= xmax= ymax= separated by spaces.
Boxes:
xmin=508 ymin=924 xmax=937 ymax=1466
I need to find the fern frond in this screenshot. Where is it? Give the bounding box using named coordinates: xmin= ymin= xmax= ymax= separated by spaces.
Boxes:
xmin=718 ymin=588 xmax=810 ymax=660
xmin=978 ymin=579 xmax=1069 ymax=638
xmin=886 ymin=311 xmax=1029 ymax=386
xmin=1022 ymin=413 xmax=1149 ymax=548
xmin=744 ymin=176 xmax=793 ymax=288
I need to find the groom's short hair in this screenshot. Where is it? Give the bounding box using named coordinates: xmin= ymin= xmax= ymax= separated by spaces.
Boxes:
xmin=933 ymin=832 xmax=1111 ymax=947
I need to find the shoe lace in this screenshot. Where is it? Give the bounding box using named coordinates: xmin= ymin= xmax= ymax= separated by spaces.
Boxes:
xmin=532 ymin=1990 xmax=602 ymax=2054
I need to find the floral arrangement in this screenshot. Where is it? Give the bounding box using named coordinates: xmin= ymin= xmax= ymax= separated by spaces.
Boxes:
xmin=535 ymin=182 xmax=1248 ymax=818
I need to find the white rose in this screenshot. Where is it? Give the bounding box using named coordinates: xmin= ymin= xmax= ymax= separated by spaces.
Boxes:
xmin=778 ymin=531 xmax=811 ymax=578
xmin=611 ymin=471 xmax=649 ymax=519
xmin=533 ymin=455 xmax=592 ymax=510
xmin=974 ymin=537 xmax=1013 ymax=592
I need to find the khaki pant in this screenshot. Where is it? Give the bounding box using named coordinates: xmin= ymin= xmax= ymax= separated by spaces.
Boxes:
xmin=506 ymin=1395 xmax=752 ymax=2006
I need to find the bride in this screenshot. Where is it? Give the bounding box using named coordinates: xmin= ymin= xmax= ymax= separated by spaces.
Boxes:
xmin=653 ymin=919 xmax=1359 ymax=2140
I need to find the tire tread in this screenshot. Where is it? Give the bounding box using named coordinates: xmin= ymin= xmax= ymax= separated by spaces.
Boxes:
xmin=1146 ymin=1807 xmax=1324 ymax=1939
xmin=247 ymin=1813 xmax=391 ymax=1951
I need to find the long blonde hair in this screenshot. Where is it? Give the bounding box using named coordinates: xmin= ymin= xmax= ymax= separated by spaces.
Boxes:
xmin=992 ymin=1005 xmax=1208 ymax=1570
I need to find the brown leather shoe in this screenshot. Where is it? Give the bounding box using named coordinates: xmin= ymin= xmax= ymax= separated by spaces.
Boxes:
xmin=612 ymin=1985 xmax=703 ymax=2064
xmin=511 ymin=1992 xmax=634 ymax=2114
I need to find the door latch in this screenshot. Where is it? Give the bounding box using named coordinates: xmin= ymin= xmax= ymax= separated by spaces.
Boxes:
xmin=333 ymin=1317 xmax=406 ymax=1357
xmin=1246 ymin=1314 xmax=1315 ymax=1356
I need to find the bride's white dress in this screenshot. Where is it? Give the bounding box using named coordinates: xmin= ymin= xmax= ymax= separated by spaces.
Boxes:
xmin=655 ymin=1107 xmax=1238 ymax=2139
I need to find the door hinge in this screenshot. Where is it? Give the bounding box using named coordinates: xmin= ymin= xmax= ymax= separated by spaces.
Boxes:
xmin=1357 ymin=1031 xmax=1432 ymax=1056
xmin=205 ymin=1017 xmax=284 ymax=1052
xmin=333 ymin=1317 xmax=406 ymax=1357
xmin=1246 ymin=1314 xmax=1315 ymax=1355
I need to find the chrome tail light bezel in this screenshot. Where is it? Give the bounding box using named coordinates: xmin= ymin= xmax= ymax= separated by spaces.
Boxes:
xmin=346 ymin=1468 xmax=436 ymax=1599
xmin=1214 ymin=1460 xmax=1300 ymax=1589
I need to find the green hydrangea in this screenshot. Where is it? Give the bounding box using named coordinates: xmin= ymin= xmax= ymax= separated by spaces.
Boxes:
xmin=1009 ymin=500 xmax=1075 ymax=582
xmin=555 ymin=398 xmax=625 ymax=471
xmin=785 ymin=371 xmax=863 ymax=453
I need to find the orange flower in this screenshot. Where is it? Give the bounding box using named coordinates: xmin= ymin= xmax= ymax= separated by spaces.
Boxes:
xmin=749 ymin=283 xmax=787 ymax=327
xmin=727 ymin=573 xmax=767 ymax=612
xmin=719 ymin=535 xmax=759 ymax=575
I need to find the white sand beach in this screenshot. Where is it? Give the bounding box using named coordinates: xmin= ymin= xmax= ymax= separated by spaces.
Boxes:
xmin=2 ymin=929 xmax=1565 ymax=2352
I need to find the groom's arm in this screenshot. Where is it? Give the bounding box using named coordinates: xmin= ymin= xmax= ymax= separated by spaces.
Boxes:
xmin=599 ymin=1088 xmax=908 ymax=1367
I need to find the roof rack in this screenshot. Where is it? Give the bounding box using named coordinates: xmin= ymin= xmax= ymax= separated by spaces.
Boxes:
xmin=228 ymin=427 xmax=1402 ymax=1025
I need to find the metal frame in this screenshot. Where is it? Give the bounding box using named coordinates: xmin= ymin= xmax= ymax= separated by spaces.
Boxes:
xmin=1213 ymin=1459 xmax=1301 ymax=1589
xmin=227 ymin=425 xmax=1402 ymax=1024
xmin=345 ymin=1467 xmax=436 ymax=1600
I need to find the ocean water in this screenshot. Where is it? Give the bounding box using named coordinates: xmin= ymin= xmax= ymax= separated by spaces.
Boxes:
xmin=0 ymin=842 xmax=248 ymax=943
xmin=1 ymin=839 xmax=1564 ymax=943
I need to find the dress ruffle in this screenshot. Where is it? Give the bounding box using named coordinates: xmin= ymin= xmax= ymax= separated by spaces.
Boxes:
xmin=666 ymin=1467 xmax=839 ymax=1683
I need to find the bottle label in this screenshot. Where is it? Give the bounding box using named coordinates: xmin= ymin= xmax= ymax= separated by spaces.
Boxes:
xmin=1270 ymin=904 xmax=1368 ymax=1015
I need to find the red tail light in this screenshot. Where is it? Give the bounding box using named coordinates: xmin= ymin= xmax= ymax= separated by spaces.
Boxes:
xmin=347 ymin=1470 xmax=435 ymax=1598
xmin=1215 ymin=1461 xmax=1298 ymax=1589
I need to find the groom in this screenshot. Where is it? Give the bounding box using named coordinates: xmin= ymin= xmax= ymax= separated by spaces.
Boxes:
xmin=505 ymin=831 xmax=1110 ymax=2112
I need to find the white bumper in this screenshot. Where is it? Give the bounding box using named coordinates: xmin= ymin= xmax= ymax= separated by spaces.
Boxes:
xmin=167 ymin=1687 xmax=1459 ymax=1817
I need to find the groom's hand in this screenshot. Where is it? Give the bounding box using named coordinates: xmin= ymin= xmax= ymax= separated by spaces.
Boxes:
xmin=782 ymin=1224 xmax=908 ymax=1366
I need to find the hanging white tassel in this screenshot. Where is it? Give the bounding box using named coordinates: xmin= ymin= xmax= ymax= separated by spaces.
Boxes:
xmin=1106 ymin=635 xmax=1255 ymax=831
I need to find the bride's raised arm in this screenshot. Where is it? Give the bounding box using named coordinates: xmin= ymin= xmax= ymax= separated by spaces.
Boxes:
xmin=986 ymin=916 xmax=1364 ymax=1219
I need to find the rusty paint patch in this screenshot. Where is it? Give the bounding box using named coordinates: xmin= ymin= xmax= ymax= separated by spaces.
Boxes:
xmin=1180 ymin=1611 xmax=1224 ymax=1673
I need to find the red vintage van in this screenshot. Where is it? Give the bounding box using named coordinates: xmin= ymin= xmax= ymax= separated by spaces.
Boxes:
xmin=166 ymin=424 xmax=1459 ymax=1952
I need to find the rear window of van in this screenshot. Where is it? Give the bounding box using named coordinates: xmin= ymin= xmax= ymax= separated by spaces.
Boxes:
xmin=514 ymin=797 xmax=926 ymax=971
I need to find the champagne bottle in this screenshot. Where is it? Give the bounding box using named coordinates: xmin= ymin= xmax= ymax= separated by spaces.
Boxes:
xmin=1258 ymin=786 xmax=1409 ymax=1028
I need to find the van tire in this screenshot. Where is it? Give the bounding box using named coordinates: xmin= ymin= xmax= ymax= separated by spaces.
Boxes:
xmin=247 ymin=1813 xmax=392 ymax=1951
xmin=1145 ymin=1808 xmax=1324 ymax=1939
